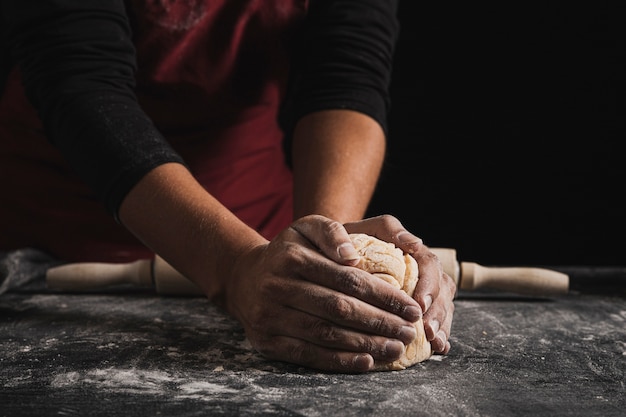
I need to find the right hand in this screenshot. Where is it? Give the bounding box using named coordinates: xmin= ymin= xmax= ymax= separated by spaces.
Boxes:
xmin=222 ymin=214 xmax=424 ymax=373
xmin=344 ymin=215 xmax=457 ymax=355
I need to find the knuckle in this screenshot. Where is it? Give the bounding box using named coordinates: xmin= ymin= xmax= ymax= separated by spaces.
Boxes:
xmin=252 ymin=335 xmax=316 ymax=367
xmin=350 ymin=333 xmax=375 ymax=352
xmin=326 ymin=220 xmax=345 ymax=234
xmin=376 ymin=214 xmax=399 ymax=227
xmin=338 ymin=269 xmax=367 ymax=295
xmin=366 ymin=316 xmax=385 ymax=331
xmin=309 ymin=320 xmax=342 ymax=343
xmin=285 ymin=342 xmax=319 ymax=367
xmin=324 ymin=293 xmax=357 ymax=320
xmin=425 ymin=250 xmax=441 ymax=263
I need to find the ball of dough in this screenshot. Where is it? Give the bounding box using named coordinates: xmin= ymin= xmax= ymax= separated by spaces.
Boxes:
xmin=349 ymin=233 xmax=433 ymax=370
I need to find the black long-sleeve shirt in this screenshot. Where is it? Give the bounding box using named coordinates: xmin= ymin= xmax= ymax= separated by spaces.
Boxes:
xmin=0 ymin=0 xmax=399 ymax=218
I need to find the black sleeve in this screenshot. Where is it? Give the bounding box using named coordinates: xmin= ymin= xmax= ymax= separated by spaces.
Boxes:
xmin=282 ymin=0 xmax=400 ymax=136
xmin=0 ymin=0 xmax=185 ymax=220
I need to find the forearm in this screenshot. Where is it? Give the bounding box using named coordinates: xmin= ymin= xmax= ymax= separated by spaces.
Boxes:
xmin=117 ymin=162 xmax=267 ymax=305
xmin=285 ymin=0 xmax=398 ymax=223
xmin=2 ymin=0 xmax=183 ymax=217
xmin=291 ymin=109 xmax=386 ymax=222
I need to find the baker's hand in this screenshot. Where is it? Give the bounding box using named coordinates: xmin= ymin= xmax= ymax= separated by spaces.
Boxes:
xmin=344 ymin=215 xmax=457 ymax=355
xmin=223 ymin=214 xmax=423 ymax=373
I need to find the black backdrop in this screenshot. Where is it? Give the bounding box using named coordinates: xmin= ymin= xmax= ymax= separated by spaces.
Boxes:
xmin=367 ymin=2 xmax=625 ymax=266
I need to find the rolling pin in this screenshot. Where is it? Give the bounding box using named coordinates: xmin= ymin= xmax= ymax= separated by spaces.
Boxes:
xmin=432 ymin=248 xmax=569 ymax=296
xmin=45 ymin=249 xmax=569 ymax=296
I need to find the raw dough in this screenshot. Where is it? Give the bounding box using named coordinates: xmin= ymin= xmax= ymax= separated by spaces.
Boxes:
xmin=349 ymin=233 xmax=433 ymax=370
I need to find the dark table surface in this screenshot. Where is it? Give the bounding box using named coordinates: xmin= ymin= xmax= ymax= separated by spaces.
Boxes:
xmin=1 ymin=267 xmax=625 ymax=417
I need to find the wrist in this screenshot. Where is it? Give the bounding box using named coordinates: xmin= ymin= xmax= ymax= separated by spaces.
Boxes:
xmin=118 ymin=162 xmax=266 ymax=302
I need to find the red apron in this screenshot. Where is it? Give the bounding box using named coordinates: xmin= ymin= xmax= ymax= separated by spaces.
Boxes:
xmin=0 ymin=0 xmax=305 ymax=262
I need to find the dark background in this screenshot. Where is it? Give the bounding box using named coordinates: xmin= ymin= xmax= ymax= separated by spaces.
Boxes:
xmin=367 ymin=2 xmax=625 ymax=266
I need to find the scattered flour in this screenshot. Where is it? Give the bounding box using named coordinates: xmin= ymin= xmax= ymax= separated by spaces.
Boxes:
xmin=51 ymin=367 xmax=240 ymax=400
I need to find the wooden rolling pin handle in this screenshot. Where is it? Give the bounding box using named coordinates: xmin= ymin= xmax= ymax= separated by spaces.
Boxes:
xmin=46 ymin=256 xmax=203 ymax=296
xmin=460 ymin=262 xmax=569 ymax=295
xmin=46 ymin=259 xmax=153 ymax=291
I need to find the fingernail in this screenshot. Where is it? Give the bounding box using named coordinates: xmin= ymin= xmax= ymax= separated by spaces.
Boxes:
xmin=436 ymin=330 xmax=447 ymax=347
xmin=429 ymin=319 xmax=440 ymax=335
xmin=338 ymin=242 xmax=359 ymax=261
xmin=383 ymin=340 xmax=406 ymax=358
xmin=403 ymin=305 xmax=422 ymax=322
xmin=397 ymin=231 xmax=421 ymax=245
xmin=423 ymin=295 xmax=433 ymax=312
xmin=399 ymin=325 xmax=417 ymax=342
xmin=352 ymin=354 xmax=374 ymax=371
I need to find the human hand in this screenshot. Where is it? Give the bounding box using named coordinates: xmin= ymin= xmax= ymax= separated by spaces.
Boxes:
xmin=344 ymin=215 xmax=457 ymax=355
xmin=223 ymin=214 xmax=424 ymax=373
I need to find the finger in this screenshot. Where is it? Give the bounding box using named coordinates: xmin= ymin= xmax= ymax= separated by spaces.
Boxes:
xmin=255 ymin=334 xmax=377 ymax=373
xmin=272 ymin=277 xmax=419 ymax=345
xmin=411 ymin=244 xmax=450 ymax=313
xmin=254 ymin=305 xmax=409 ymax=363
xmin=437 ymin=274 xmax=457 ymax=354
xmin=423 ymin=281 xmax=456 ymax=353
xmin=278 ymin=244 xmax=422 ymax=323
xmin=437 ymin=299 xmax=455 ymax=354
xmin=344 ymin=214 xmax=424 ymax=255
xmin=289 ymin=214 xmax=360 ymax=266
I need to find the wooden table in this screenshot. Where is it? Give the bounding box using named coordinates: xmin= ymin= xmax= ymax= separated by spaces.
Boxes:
xmin=1 ymin=268 xmax=625 ymax=417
